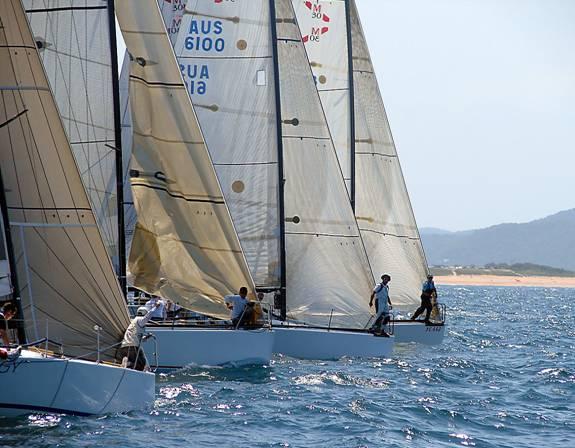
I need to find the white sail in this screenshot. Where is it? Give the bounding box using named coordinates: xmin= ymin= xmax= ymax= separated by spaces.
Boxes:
xmin=119 ymin=52 xmax=137 ymax=265
xmin=167 ymin=0 xmax=282 ymax=289
xmin=350 ymin=0 xmax=428 ymax=308
xmin=274 ymin=0 xmax=373 ymax=328
xmin=22 ymin=0 xmax=121 ymax=273
xmin=0 ymin=0 xmax=129 ymax=360
xmin=116 ymin=0 xmax=256 ymax=319
xmin=292 ymin=0 xmax=352 ymax=196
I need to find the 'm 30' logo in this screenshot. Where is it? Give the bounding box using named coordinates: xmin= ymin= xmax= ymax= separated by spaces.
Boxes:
xmin=301 ymin=1 xmax=330 ymax=43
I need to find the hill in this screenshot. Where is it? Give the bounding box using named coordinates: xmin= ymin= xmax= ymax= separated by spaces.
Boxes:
xmin=421 ymin=209 xmax=575 ymax=271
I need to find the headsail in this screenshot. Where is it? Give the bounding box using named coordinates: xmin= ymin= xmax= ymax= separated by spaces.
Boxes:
xmin=23 ymin=0 xmax=122 ymax=274
xmin=273 ymin=0 xmax=373 ymax=328
xmin=294 ymin=0 xmax=429 ymax=309
xmin=116 ymin=0 xmax=255 ymax=319
xmin=0 ymin=0 xmax=129 ymax=360
xmin=292 ymin=0 xmax=353 ymax=197
xmin=166 ymin=0 xmax=282 ymax=290
xmin=350 ymin=0 xmax=428 ymax=308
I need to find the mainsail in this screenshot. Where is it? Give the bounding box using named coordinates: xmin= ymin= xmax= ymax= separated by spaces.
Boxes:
xmin=273 ymin=0 xmax=373 ymax=328
xmin=166 ymin=0 xmax=282 ymax=289
xmin=0 ymin=0 xmax=129 ymax=360
xmin=294 ymin=0 xmax=429 ymax=309
xmin=22 ymin=0 xmax=122 ymax=274
xmin=116 ymin=0 xmax=255 ymax=319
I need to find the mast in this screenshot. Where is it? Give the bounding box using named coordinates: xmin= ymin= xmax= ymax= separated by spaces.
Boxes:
xmin=345 ymin=0 xmax=356 ymax=211
xmin=0 ymin=165 xmax=26 ymax=344
xmin=107 ymin=0 xmax=127 ymax=296
xmin=269 ymin=0 xmax=288 ymax=320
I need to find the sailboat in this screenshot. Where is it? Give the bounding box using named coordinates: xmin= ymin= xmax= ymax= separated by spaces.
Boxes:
xmin=0 ymin=0 xmax=154 ymax=417
xmin=116 ymin=0 xmax=274 ymax=369
xmin=292 ymin=0 xmax=446 ymax=345
xmin=162 ymin=0 xmax=393 ymax=360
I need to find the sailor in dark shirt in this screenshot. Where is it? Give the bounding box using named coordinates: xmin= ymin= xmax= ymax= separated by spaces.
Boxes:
xmin=411 ymin=274 xmax=436 ymax=322
xmin=0 ymin=302 xmax=17 ymax=346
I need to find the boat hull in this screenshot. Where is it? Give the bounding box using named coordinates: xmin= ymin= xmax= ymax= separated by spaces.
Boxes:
xmin=272 ymin=326 xmax=394 ymax=360
xmin=393 ymin=321 xmax=446 ymax=345
xmin=142 ymin=327 xmax=274 ymax=370
xmin=0 ymin=350 xmax=155 ymax=417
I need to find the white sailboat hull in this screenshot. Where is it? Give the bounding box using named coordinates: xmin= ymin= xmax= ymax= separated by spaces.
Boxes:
xmin=142 ymin=327 xmax=274 ymax=370
xmin=0 ymin=350 xmax=155 ymax=417
xmin=393 ymin=321 xmax=446 ymax=345
xmin=272 ymin=326 xmax=394 ymax=360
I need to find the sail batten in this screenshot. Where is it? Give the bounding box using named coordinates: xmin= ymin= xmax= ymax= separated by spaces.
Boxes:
xmin=0 ymin=0 xmax=129 ymax=360
xmin=117 ymin=0 xmax=255 ymax=318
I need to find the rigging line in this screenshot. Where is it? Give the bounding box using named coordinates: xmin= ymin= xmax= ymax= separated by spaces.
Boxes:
xmin=277 ymin=38 xmax=300 ymax=43
xmin=0 ymin=108 xmax=28 ymax=128
xmin=130 ymin=183 xmax=226 ymax=205
xmin=0 ymin=44 xmax=36 ymax=50
xmin=70 ymin=138 xmax=115 ymax=145
xmin=358 ymin=227 xmax=421 ymax=241
xmin=40 ymin=46 xmax=110 ymax=69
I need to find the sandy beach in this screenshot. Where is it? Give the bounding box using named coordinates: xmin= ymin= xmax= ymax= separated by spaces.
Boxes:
xmin=435 ymin=274 xmax=575 ymax=288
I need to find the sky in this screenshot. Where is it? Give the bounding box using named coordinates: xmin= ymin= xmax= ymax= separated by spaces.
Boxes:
xmin=117 ymin=0 xmax=575 ymax=232
xmin=355 ymin=0 xmax=575 ymax=230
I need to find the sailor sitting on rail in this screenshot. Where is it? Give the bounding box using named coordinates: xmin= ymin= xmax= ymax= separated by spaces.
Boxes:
xmin=225 ymin=287 xmax=253 ymax=328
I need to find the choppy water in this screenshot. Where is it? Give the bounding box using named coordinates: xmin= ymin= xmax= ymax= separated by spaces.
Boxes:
xmin=1 ymin=286 xmax=574 ymax=447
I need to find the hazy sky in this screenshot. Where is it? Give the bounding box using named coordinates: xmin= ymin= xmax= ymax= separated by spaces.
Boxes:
xmin=356 ymin=0 xmax=575 ymax=230
xmin=117 ymin=0 xmax=575 ymax=231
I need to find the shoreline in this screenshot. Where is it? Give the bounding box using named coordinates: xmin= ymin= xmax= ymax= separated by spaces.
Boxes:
xmin=434 ymin=274 xmax=575 ymax=288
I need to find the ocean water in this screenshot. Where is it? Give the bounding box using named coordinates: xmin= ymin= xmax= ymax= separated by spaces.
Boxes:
xmin=1 ymin=286 xmax=574 ymax=447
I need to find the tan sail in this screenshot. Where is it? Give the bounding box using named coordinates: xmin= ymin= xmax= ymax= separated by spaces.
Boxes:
xmin=116 ymin=0 xmax=255 ymax=319
xmin=23 ymin=0 xmax=121 ymax=272
xmin=0 ymin=0 xmax=129 ymax=361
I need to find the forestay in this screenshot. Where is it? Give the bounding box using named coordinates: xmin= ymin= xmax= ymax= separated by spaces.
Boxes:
xmin=292 ymin=0 xmax=352 ymax=196
xmin=119 ymin=53 xmax=137 ymax=265
xmin=166 ymin=0 xmax=282 ymax=289
xmin=349 ymin=0 xmax=428 ymax=308
xmin=116 ymin=0 xmax=255 ymax=319
xmin=0 ymin=214 xmax=10 ymax=297
xmin=0 ymin=0 xmax=129 ymax=361
xmin=23 ymin=0 xmax=121 ymax=273
xmin=274 ymin=0 xmax=373 ymax=328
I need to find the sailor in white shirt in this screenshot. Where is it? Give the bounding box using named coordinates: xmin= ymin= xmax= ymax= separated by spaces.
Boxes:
xmin=369 ymin=274 xmax=393 ymax=337
xmin=145 ymin=296 xmax=166 ymax=321
xmin=224 ymin=286 xmax=251 ymax=327
xmin=117 ymin=303 xmax=159 ymax=371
